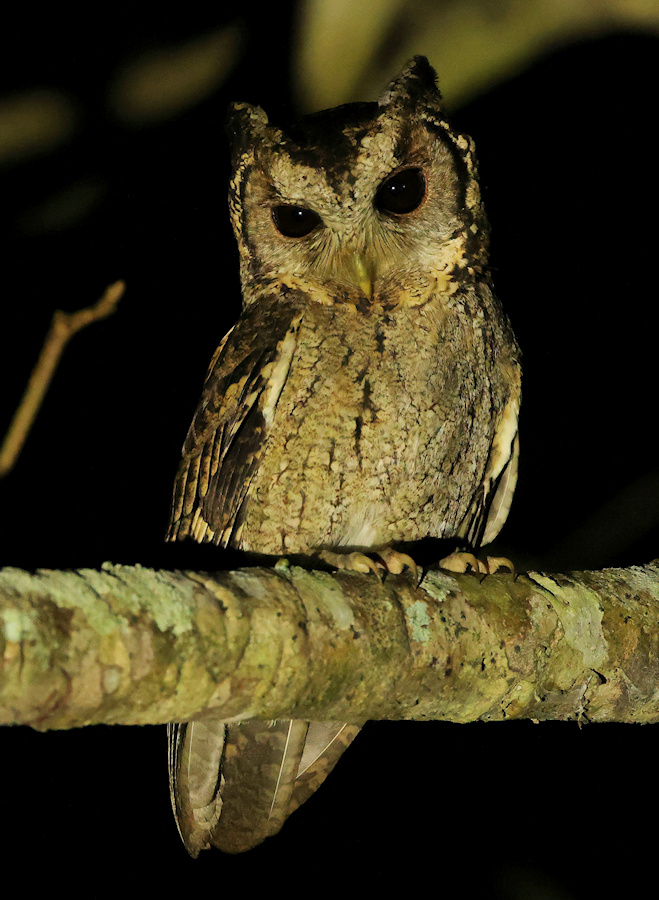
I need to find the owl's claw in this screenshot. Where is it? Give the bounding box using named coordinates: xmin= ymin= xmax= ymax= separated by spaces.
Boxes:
xmin=318 ymin=547 xmax=420 ymax=583
xmin=440 ymin=551 xmax=486 ymax=574
xmin=376 ymin=548 xmax=420 ymax=584
xmin=439 ymin=551 xmax=515 ymax=576
xmin=484 ymin=556 xmax=515 ymax=575
xmin=318 ymin=550 xmax=384 ymax=581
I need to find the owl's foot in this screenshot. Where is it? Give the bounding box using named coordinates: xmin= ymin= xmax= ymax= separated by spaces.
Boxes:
xmin=377 ymin=547 xmax=419 ymax=584
xmin=484 ymin=556 xmax=516 ymax=575
xmin=318 ymin=550 xmax=382 ymax=579
xmin=318 ymin=548 xmax=419 ymax=582
xmin=439 ymin=551 xmax=514 ymax=576
xmin=440 ymin=551 xmax=486 ymax=574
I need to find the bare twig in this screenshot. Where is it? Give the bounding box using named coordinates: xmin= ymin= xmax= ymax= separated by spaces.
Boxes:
xmin=0 ymin=280 xmax=125 ymax=477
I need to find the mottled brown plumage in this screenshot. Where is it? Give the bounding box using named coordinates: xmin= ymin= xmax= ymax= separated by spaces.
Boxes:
xmin=167 ymin=56 xmax=521 ymax=856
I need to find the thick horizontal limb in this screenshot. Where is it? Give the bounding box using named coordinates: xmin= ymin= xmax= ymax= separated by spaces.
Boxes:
xmin=1 ymin=560 xmax=659 ymax=729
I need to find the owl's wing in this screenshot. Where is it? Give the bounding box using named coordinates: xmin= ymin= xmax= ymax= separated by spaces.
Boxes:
xmin=167 ymin=295 xmax=360 ymax=854
xmin=167 ymin=296 xmax=303 ymax=547
xmin=289 ymin=721 xmax=362 ymax=814
xmin=459 ymin=387 xmax=520 ymax=550
xmin=169 ymin=717 xmax=360 ymax=855
xmin=481 ymin=431 xmax=519 ymax=546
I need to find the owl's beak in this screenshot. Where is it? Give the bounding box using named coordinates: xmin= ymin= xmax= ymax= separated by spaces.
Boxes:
xmin=351 ymin=253 xmax=375 ymax=299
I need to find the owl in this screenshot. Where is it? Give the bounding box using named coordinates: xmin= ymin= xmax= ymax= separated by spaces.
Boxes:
xmin=166 ymin=56 xmax=521 ymax=855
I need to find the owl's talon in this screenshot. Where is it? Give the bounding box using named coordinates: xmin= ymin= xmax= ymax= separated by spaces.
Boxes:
xmin=318 ymin=547 xmax=421 ymax=584
xmin=439 ymin=551 xmax=515 ymax=576
xmin=484 ymin=556 xmax=515 ymax=575
xmin=318 ymin=550 xmax=384 ymax=581
xmin=377 ymin=548 xmax=420 ymax=584
xmin=439 ymin=551 xmax=487 ymax=575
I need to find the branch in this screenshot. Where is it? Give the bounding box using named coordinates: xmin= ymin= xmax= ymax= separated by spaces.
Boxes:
xmin=0 ymin=280 xmax=125 ymax=477
xmin=2 ymin=560 xmax=659 ymax=730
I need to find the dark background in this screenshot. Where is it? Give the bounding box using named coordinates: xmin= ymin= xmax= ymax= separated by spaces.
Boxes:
xmin=2 ymin=7 xmax=658 ymax=897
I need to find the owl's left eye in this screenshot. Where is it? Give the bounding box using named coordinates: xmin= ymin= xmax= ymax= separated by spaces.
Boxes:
xmin=375 ymin=167 xmax=426 ymax=215
xmin=272 ymin=205 xmax=321 ymax=238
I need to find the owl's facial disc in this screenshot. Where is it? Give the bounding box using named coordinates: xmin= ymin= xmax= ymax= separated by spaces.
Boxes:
xmin=268 ymin=163 xmax=430 ymax=300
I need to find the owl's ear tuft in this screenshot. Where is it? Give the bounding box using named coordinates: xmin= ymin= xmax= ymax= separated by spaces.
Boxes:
xmin=225 ymin=102 xmax=270 ymax=158
xmin=379 ymin=56 xmax=441 ymax=110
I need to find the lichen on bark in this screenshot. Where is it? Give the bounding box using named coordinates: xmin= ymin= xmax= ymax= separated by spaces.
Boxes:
xmin=2 ymin=560 xmax=659 ymax=730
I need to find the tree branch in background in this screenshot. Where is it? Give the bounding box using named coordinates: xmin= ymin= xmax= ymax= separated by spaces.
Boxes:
xmin=0 ymin=279 xmax=125 ymax=478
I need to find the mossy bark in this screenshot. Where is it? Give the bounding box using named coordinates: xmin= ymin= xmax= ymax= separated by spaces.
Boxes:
xmin=2 ymin=561 xmax=659 ymax=730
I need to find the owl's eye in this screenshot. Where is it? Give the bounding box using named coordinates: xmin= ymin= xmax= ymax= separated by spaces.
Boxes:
xmin=272 ymin=205 xmax=321 ymax=238
xmin=375 ymin=167 xmax=426 ymax=215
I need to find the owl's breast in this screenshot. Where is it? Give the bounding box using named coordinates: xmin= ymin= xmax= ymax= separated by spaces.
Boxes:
xmin=238 ymin=291 xmax=514 ymax=556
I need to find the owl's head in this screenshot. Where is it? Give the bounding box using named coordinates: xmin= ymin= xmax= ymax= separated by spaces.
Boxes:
xmin=226 ymin=56 xmax=488 ymax=310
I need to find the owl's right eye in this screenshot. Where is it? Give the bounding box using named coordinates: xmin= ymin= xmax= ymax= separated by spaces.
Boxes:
xmin=272 ymin=205 xmax=321 ymax=238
